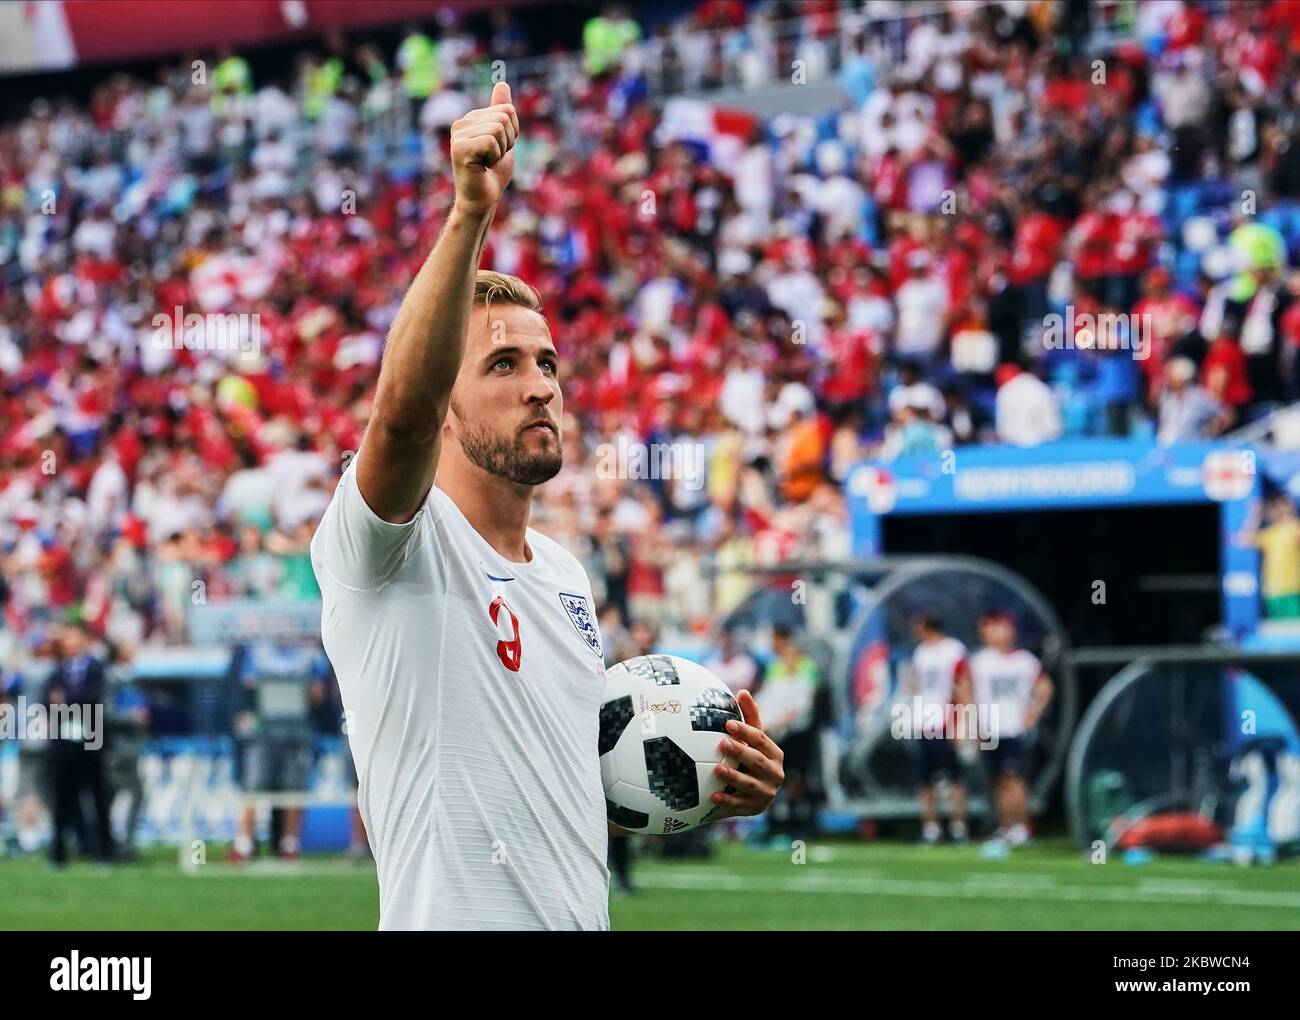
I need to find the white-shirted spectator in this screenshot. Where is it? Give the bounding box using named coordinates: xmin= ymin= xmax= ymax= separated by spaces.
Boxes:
xmin=1153 ymin=55 xmax=1211 ymax=129
xmin=888 ymin=376 xmax=945 ymax=422
xmin=142 ymin=477 xmax=212 ymax=545
xmin=251 ymin=129 xmax=296 ymax=200
xmin=1157 ymin=357 xmax=1230 ymax=445
xmin=420 ymin=85 xmax=471 ymax=135
xmin=810 ymin=141 xmax=867 ymax=241
xmin=86 ymin=451 xmax=129 ymax=539
xmin=894 ymin=251 xmax=947 ymax=358
xmin=71 ymin=208 xmax=116 ymax=259
xmin=254 ymin=83 xmax=297 ymax=139
xmin=219 ymin=459 xmax=277 ymax=529
xmin=995 ymin=365 xmax=1063 ymax=447
xmin=768 ymin=381 xmax=817 ymax=432
xmin=859 ymin=82 xmax=895 ymax=158
xmin=265 ymin=436 xmax=332 ymax=529
xmin=177 ymin=90 xmax=216 ymax=160
xmin=719 ymin=351 xmax=768 ymax=435
xmin=636 ymin=272 xmax=681 ymax=335
xmin=75 ymin=153 xmax=125 ymax=207
xmin=733 ymin=131 xmax=774 ymax=221
xmin=1122 ymin=133 xmax=1171 ymax=214
xmin=317 ymin=90 xmax=358 ymax=158
xmin=847 ymin=278 xmax=896 ymax=336
xmin=765 ymin=250 xmax=826 ymax=349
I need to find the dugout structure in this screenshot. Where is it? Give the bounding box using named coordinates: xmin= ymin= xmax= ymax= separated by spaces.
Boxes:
xmin=1065 ymin=647 xmax=1300 ymax=857
xmin=716 ymin=555 xmax=1074 ymax=824
xmin=844 ymin=439 xmax=1263 ymax=645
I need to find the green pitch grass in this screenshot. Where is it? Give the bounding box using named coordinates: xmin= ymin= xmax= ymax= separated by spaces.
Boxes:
xmin=2 ymin=839 xmax=1297 ymax=930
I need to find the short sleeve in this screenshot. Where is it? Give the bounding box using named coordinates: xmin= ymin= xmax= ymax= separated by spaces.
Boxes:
xmin=309 ymin=450 xmax=428 ymax=592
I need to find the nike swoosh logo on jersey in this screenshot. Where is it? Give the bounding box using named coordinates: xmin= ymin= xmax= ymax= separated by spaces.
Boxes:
xmin=485 ymin=572 xmax=515 ymax=582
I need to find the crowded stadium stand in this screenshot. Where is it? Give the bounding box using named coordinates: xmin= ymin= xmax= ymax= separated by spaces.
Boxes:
xmin=3 ymin=0 xmax=1300 ymax=869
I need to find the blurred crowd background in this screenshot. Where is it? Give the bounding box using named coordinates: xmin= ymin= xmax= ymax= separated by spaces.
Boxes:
xmin=2 ymin=0 xmax=1300 ymax=675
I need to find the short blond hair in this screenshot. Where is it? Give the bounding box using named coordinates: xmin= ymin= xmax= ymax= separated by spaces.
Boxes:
xmin=473 ymin=270 xmax=542 ymax=314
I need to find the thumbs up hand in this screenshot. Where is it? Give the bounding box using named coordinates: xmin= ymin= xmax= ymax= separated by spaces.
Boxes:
xmin=450 ymin=80 xmax=520 ymax=214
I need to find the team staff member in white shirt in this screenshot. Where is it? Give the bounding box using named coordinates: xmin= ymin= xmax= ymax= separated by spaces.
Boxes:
xmin=905 ymin=613 xmax=970 ymax=844
xmin=968 ymin=612 xmax=1054 ymax=848
xmin=311 ymin=81 xmax=783 ymax=930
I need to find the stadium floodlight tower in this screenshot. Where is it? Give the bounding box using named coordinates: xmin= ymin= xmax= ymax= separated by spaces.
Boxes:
xmin=714 ymin=555 xmax=1074 ymax=828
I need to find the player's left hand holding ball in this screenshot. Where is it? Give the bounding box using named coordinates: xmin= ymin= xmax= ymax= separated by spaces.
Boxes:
xmin=708 ymin=690 xmax=784 ymax=819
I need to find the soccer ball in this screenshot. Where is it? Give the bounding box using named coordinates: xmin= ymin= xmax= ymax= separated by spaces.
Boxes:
xmin=598 ymin=654 xmax=743 ymax=835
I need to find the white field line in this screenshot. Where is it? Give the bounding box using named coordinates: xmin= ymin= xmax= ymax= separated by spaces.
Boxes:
xmin=180 ymin=861 xmax=373 ymax=878
xmin=630 ymin=869 xmax=1300 ymax=910
xmin=33 ymin=862 xmax=371 ymax=879
xmin=165 ymin=859 xmax=1300 ymax=911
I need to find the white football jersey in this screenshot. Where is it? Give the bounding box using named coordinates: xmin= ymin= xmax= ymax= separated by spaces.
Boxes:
xmin=910 ymin=636 xmax=967 ymax=713
xmin=311 ymin=453 xmax=610 ymax=930
xmin=968 ymin=647 xmax=1043 ymax=739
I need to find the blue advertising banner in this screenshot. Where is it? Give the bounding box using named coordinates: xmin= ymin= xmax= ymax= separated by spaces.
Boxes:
xmin=844 ymin=440 xmax=1262 ymax=638
xmin=188 ymin=600 xmax=323 ymax=645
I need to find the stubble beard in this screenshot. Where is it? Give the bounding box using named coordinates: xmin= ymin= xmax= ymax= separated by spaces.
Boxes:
xmin=451 ymin=398 xmax=563 ymax=486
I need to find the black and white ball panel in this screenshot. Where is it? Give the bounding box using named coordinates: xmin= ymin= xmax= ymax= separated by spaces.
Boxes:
xmin=623 ymin=654 xmax=682 ymax=687
xmin=598 ymin=695 xmax=635 ymax=757
xmin=598 ymin=654 xmax=742 ymax=834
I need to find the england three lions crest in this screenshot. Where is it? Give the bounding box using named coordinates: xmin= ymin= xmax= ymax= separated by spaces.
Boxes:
xmin=559 ymin=592 xmax=602 ymax=659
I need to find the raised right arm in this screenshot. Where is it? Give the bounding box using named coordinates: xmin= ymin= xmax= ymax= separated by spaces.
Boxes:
xmin=356 ymin=81 xmax=520 ymax=524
